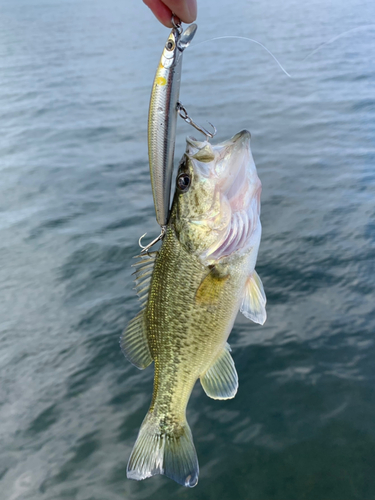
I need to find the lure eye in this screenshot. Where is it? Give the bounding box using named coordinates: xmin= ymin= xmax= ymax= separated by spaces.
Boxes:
xmin=166 ymin=39 xmax=175 ymax=51
xmin=177 ymin=173 xmax=191 ymax=192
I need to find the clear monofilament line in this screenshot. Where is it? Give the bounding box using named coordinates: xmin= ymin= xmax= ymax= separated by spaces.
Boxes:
xmin=191 ymin=25 xmax=375 ymax=79
xmin=302 ymin=24 xmax=375 ymax=61
xmin=193 ymin=36 xmax=292 ymax=78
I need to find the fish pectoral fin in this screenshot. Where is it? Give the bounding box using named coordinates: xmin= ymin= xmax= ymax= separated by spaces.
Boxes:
xmin=195 ymin=269 xmax=229 ymax=307
xmin=240 ymin=270 xmax=267 ymax=325
xmin=200 ymin=343 xmax=238 ymax=400
xmin=121 ymin=310 xmax=152 ymax=370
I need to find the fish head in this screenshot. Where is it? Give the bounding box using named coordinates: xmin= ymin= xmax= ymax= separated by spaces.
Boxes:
xmin=171 ymin=130 xmax=262 ymax=266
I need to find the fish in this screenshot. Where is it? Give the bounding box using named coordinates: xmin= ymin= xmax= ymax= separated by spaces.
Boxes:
xmin=122 ymin=130 xmax=267 ymax=487
xmin=148 ymin=23 xmax=197 ymax=228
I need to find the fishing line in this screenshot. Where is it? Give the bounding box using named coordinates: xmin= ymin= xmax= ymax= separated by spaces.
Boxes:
xmin=193 ymin=36 xmax=292 ymax=78
xmin=302 ymin=24 xmax=375 ymax=61
xmin=192 ymin=24 xmax=375 ymax=79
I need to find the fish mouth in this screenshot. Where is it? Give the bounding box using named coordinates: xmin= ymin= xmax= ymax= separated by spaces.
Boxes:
xmin=186 ymin=129 xmax=250 ymax=146
xmin=187 ymin=130 xmax=261 ymax=262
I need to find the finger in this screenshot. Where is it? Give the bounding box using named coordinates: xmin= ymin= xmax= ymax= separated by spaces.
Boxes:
xmin=143 ymin=0 xmax=174 ymax=27
xmin=162 ymin=0 xmax=197 ymax=24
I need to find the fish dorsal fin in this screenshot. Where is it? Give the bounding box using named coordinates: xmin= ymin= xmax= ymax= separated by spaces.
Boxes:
xmin=240 ymin=270 xmax=267 ymax=325
xmin=132 ymin=252 xmax=157 ymax=305
xmin=121 ymin=252 xmax=156 ymax=369
xmin=200 ymin=343 xmax=238 ymax=400
xmin=121 ymin=310 xmax=153 ymax=369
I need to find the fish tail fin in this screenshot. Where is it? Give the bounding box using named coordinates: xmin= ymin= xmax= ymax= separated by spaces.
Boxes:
xmin=127 ymin=412 xmax=199 ymax=487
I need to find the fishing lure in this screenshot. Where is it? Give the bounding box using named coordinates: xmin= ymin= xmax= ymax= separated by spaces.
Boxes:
xmin=148 ymin=19 xmax=197 ymax=229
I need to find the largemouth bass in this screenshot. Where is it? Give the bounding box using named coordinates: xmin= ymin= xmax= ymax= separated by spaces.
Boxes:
xmin=122 ymin=130 xmax=266 ymax=487
xmin=148 ymin=23 xmax=197 ymax=227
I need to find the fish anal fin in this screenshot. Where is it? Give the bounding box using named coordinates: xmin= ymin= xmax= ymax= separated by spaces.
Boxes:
xmin=121 ymin=310 xmax=152 ymax=369
xmin=240 ymin=270 xmax=267 ymax=325
xmin=200 ymin=343 xmax=238 ymax=400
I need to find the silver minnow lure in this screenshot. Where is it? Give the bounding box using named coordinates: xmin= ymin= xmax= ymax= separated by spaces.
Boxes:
xmin=148 ymin=23 xmax=197 ymax=228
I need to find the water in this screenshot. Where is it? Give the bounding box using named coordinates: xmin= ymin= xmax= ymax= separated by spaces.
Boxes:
xmin=1 ymin=0 xmax=375 ymax=498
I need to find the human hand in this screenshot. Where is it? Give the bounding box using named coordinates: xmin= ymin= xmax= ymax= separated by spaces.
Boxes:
xmin=143 ymin=0 xmax=197 ymax=27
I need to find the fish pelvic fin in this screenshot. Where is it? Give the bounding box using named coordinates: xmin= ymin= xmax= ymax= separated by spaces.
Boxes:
xmin=240 ymin=270 xmax=267 ymax=325
xmin=127 ymin=412 xmax=199 ymax=488
xmin=200 ymin=343 xmax=238 ymax=399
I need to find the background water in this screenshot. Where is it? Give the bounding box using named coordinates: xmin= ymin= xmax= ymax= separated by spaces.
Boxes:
xmin=1 ymin=0 xmax=375 ymax=498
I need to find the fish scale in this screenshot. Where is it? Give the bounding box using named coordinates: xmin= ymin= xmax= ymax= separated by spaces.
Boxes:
xmin=122 ymin=131 xmax=267 ymax=487
xmin=147 ymin=226 xmax=244 ymax=423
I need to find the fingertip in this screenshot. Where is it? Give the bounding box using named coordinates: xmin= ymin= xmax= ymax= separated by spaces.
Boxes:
xmin=185 ymin=0 xmax=197 ymax=23
xmin=163 ymin=0 xmax=197 ymax=24
xmin=143 ymin=0 xmax=173 ymax=28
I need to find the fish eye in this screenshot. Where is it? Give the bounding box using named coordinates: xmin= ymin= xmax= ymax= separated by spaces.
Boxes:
xmin=166 ymin=39 xmax=175 ymax=51
xmin=177 ymin=173 xmax=191 ymax=192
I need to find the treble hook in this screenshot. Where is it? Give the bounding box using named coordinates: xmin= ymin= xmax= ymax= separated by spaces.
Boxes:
xmin=139 ymin=226 xmax=166 ymax=254
xmin=177 ymin=102 xmax=217 ymax=141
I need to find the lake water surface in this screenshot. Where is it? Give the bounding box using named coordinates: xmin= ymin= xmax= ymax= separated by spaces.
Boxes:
xmin=1 ymin=0 xmax=375 ymax=499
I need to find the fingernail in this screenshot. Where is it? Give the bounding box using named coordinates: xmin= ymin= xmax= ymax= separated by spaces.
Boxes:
xmin=186 ymin=0 xmax=197 ymax=22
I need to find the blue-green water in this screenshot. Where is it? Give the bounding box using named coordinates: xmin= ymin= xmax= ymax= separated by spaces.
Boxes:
xmin=1 ymin=0 xmax=375 ymax=498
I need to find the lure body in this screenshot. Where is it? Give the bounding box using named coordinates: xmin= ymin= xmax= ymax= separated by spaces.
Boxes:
xmin=148 ymin=23 xmax=197 ymax=227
